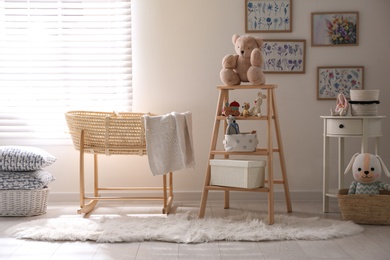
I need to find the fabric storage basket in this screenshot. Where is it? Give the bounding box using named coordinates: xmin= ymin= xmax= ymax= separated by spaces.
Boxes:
xmin=349 ymin=90 xmax=380 ymax=116
xmin=0 ymin=187 xmax=50 ymax=217
xmin=210 ymin=159 xmax=266 ymax=189
xmin=337 ymin=189 xmax=390 ymax=225
xmin=223 ymin=133 xmax=258 ymax=152
xmin=65 ymin=111 xmax=156 ymax=155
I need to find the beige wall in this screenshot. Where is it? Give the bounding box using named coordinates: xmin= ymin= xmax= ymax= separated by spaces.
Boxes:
xmin=41 ymin=0 xmax=390 ymax=201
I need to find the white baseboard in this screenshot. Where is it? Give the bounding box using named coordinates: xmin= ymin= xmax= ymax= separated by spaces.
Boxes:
xmin=48 ymin=190 xmax=322 ymax=203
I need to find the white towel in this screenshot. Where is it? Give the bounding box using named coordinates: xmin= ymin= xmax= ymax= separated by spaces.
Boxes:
xmin=144 ymin=112 xmax=195 ymax=176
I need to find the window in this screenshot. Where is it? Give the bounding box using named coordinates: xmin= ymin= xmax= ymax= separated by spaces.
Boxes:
xmin=0 ymin=0 xmax=132 ymax=145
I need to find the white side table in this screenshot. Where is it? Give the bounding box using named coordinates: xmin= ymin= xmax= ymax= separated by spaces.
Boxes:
xmin=321 ymin=116 xmax=385 ymax=212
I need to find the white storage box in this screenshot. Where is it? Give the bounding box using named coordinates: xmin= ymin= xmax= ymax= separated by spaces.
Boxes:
xmin=223 ymin=133 xmax=258 ymax=152
xmin=210 ymin=159 xmax=266 ymax=188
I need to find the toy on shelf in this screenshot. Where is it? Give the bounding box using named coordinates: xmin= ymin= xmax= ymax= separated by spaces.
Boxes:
xmin=330 ymin=93 xmax=349 ymax=116
xmin=220 ymin=34 xmax=266 ymax=86
xmin=344 ymin=153 xmax=390 ymax=194
xmin=225 ymin=115 xmax=240 ymax=135
xmin=249 ymin=91 xmax=266 ymax=117
xmin=222 ymin=100 xmax=240 ymax=116
xmin=241 ymin=102 xmax=250 ymax=117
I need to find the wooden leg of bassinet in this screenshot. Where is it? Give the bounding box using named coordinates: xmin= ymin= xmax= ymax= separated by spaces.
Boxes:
xmin=77 ymin=129 xmax=98 ymax=215
xmin=77 ymin=200 xmax=98 ymax=215
xmin=162 ymin=172 xmax=174 ymax=214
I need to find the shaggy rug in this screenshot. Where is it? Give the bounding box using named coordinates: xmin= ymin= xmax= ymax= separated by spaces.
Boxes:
xmin=7 ymin=213 xmax=363 ymax=243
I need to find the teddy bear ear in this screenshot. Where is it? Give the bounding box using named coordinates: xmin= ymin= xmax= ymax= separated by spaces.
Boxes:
xmin=344 ymin=153 xmax=360 ymax=175
xmin=376 ymin=155 xmax=390 ymax=177
xmin=255 ymin=38 xmax=264 ymax=48
xmin=232 ymin=34 xmax=240 ymax=44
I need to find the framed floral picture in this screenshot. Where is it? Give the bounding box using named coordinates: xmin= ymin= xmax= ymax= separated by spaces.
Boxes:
xmin=262 ymin=39 xmax=305 ymax=73
xmin=311 ymin=12 xmax=359 ymax=46
xmin=317 ymin=66 xmax=364 ymax=100
xmin=246 ymin=0 xmax=292 ymax=32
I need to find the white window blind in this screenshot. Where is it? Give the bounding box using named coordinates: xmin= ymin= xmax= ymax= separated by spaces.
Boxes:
xmin=0 ymin=0 xmax=132 ymax=145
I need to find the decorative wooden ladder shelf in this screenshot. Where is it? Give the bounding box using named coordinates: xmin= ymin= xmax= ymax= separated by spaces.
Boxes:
xmin=198 ymin=84 xmax=292 ymax=224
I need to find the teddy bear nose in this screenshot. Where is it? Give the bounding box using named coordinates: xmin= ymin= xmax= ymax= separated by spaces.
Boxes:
xmin=241 ymin=51 xmax=244 ymax=55
xmin=364 ymin=171 xmax=369 ymax=175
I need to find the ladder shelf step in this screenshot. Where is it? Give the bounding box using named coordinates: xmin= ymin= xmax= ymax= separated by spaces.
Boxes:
xmin=205 ymin=185 xmax=270 ymax=192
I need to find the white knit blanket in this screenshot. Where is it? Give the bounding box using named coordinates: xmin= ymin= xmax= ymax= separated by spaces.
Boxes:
xmin=144 ymin=112 xmax=195 ymax=176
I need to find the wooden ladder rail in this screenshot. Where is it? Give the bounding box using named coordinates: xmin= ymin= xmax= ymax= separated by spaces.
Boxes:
xmin=271 ymin=88 xmax=292 ymax=213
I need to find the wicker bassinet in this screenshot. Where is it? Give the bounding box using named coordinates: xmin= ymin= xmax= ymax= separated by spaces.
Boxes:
xmin=0 ymin=187 xmax=50 ymax=216
xmin=65 ymin=111 xmax=155 ymax=155
xmin=337 ymin=189 xmax=390 ymax=225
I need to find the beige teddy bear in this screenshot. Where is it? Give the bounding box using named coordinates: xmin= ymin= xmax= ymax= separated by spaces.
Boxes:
xmin=220 ymin=34 xmax=266 ymax=86
xmin=241 ymin=102 xmax=250 ymax=117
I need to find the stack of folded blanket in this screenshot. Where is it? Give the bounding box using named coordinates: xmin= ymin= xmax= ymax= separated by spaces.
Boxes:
xmin=0 ymin=146 xmax=56 ymax=216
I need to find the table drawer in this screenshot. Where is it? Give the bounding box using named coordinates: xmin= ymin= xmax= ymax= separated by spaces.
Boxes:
xmin=327 ymin=119 xmax=362 ymax=135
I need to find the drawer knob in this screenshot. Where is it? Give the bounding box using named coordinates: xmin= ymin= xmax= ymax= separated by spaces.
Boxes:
xmin=339 ymin=124 xmax=344 ymax=129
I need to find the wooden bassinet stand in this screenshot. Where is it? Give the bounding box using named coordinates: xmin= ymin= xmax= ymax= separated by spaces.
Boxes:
xmin=66 ymin=111 xmax=174 ymax=215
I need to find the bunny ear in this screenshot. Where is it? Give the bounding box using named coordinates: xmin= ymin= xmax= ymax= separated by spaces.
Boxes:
xmin=344 ymin=153 xmax=360 ymax=175
xmin=376 ymin=155 xmax=390 ymax=177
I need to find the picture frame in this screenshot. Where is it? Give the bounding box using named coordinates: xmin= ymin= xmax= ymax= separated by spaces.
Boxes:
xmin=245 ymin=0 xmax=292 ymax=33
xmin=311 ymin=12 xmax=359 ymax=46
xmin=317 ymin=66 xmax=364 ymax=100
xmin=262 ymin=39 xmax=305 ymax=73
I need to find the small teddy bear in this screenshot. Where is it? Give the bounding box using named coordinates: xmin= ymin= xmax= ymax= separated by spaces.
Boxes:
xmin=225 ymin=115 xmax=240 ymax=135
xmin=220 ymin=34 xmax=266 ymax=86
xmin=249 ymin=91 xmax=266 ymax=117
xmin=241 ymin=102 xmax=250 ymax=117
xmin=344 ymin=153 xmax=390 ymax=194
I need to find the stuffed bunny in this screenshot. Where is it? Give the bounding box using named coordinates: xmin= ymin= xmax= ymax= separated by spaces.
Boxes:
xmin=344 ymin=153 xmax=390 ymax=194
xmin=249 ymin=91 xmax=266 ymax=117
xmin=330 ymin=93 xmax=349 ymax=116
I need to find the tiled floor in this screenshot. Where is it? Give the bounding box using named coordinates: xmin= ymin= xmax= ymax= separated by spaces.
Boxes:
xmin=1 ymin=199 xmax=390 ymax=260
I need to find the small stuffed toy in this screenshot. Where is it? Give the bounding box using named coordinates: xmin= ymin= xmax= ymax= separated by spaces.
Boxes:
xmin=222 ymin=100 xmax=241 ymax=117
xmin=330 ymin=93 xmax=349 ymax=116
xmin=225 ymin=115 xmax=240 ymax=135
xmin=241 ymin=102 xmax=250 ymax=117
xmin=249 ymin=91 xmax=266 ymax=117
xmin=220 ymin=34 xmax=266 ymax=86
xmin=344 ymin=153 xmax=390 ymax=194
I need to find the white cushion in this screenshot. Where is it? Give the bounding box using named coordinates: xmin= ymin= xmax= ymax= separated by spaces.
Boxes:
xmin=0 ymin=146 xmax=56 ymax=171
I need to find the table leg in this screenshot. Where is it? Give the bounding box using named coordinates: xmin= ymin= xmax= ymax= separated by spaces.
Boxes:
xmin=323 ymin=134 xmax=329 ymax=212
xmin=338 ymin=137 xmax=344 ymax=190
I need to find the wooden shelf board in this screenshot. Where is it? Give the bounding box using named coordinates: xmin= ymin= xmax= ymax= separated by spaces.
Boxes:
xmin=210 ymin=148 xmax=281 ymax=156
xmin=217 ymin=84 xmax=277 ymax=90
xmin=205 ymin=185 xmax=269 ymax=192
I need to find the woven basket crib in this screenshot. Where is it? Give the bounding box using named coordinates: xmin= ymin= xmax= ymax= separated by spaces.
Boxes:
xmin=0 ymin=187 xmax=50 ymax=216
xmin=65 ymin=111 xmax=155 ymax=155
xmin=337 ymin=189 xmax=390 ymax=225
xmin=65 ymin=110 xmax=174 ymax=215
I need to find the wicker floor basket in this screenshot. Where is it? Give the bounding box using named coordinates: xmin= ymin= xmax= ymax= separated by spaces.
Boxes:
xmin=65 ymin=111 xmax=155 ymax=155
xmin=337 ymin=189 xmax=390 ymax=225
xmin=0 ymin=187 xmax=50 ymax=217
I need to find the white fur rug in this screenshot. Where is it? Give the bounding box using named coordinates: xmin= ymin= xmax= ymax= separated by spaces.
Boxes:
xmin=7 ymin=213 xmax=363 ymax=243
